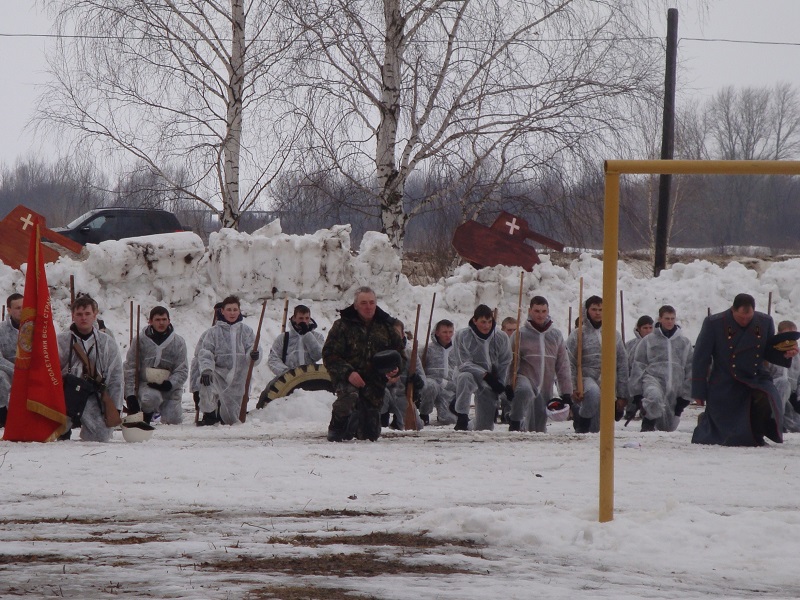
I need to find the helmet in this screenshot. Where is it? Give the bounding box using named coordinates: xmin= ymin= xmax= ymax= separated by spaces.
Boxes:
xmin=121 ymin=421 xmax=155 ymax=443
xmin=372 ymin=349 xmax=402 ymax=374
xmin=547 ymin=399 xmax=571 ymax=422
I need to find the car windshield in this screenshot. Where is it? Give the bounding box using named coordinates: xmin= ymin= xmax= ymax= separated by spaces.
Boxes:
xmin=65 ymin=210 xmax=101 ymax=229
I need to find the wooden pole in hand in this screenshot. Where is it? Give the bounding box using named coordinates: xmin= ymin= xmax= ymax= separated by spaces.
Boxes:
xmin=239 ymin=300 xmax=268 ymax=423
xmin=768 ymin=291 xmax=773 ymax=315
xmin=619 ymin=290 xmax=626 ymax=344
xmin=404 ymin=304 xmax=422 ymax=430
xmin=421 ymin=293 xmax=437 ymax=368
xmin=576 ymin=277 xmax=584 ymax=397
xmin=568 ymin=306 xmax=572 ymax=334
xmin=511 ymin=272 xmax=524 ymax=389
xmin=134 ymin=305 xmax=141 ymax=398
xmin=280 ymin=298 xmax=290 ymax=333
xmin=69 ymin=275 xmax=75 ymax=307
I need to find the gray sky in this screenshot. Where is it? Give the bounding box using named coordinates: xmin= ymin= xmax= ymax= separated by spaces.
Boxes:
xmin=1 ymin=1 xmax=800 ymax=166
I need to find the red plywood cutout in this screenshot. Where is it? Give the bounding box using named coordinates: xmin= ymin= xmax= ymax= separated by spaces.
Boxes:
xmin=452 ymin=211 xmax=565 ymax=271
xmin=0 ymin=206 xmax=84 ymax=269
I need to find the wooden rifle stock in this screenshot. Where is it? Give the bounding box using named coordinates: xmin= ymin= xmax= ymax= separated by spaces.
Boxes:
xmin=404 ymin=304 xmax=422 ymax=431
xmin=239 ymin=300 xmax=267 ymax=423
xmin=280 ymin=298 xmax=289 ymax=332
xmin=421 ymin=293 xmax=436 ymax=367
xmin=134 ymin=305 xmax=141 ymax=397
xmin=511 ymin=271 xmax=524 ymax=389
xmin=576 ymin=277 xmax=584 ymax=397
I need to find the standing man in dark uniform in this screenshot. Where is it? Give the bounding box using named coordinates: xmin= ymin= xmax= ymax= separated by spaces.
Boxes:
xmin=692 ymin=293 xmax=798 ymax=446
xmin=323 ymin=286 xmax=404 ymax=442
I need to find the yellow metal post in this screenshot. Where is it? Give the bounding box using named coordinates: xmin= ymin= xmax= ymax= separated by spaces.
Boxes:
xmin=599 ymin=171 xmax=619 ymax=523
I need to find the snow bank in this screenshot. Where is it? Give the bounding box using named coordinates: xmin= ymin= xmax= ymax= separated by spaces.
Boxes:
xmin=2 ymin=224 xmax=800 ymax=370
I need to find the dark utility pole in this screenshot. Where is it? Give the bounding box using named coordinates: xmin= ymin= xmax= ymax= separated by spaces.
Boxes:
xmin=653 ymin=8 xmax=678 ymax=276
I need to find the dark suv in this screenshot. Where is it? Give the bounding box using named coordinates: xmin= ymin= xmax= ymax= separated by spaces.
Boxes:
xmin=52 ymin=208 xmax=189 ymax=245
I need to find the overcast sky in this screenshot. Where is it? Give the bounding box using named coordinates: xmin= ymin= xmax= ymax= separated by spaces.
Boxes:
xmin=1 ymin=1 xmax=800 ymax=166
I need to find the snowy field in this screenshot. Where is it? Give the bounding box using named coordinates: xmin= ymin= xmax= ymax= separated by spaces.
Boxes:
xmin=2 ymin=223 xmax=800 ymax=599
xmin=3 ymin=396 xmax=800 ymax=599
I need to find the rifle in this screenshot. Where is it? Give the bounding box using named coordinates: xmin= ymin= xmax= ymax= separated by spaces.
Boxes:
xmin=404 ymin=304 xmax=422 ymax=431
xmin=511 ymin=271 xmax=524 ymax=389
xmin=619 ymin=290 xmax=626 ymax=344
xmin=421 ymin=293 xmax=436 ymax=367
xmin=239 ymin=299 xmax=267 ymax=423
xmin=134 ymin=305 xmax=141 ymax=397
xmin=576 ymin=277 xmax=584 ymax=398
xmin=280 ymin=297 xmax=289 ymax=332
xmin=129 ymin=300 xmax=134 ymax=345
xmin=69 ymin=275 xmax=75 ymax=307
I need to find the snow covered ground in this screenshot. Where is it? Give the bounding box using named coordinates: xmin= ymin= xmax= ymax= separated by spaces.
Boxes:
xmin=2 ymin=223 xmax=800 ymax=599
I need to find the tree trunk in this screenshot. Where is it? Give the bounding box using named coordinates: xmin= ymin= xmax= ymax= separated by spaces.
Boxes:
xmin=376 ymin=0 xmax=405 ymax=251
xmin=222 ymin=0 xmax=245 ymax=229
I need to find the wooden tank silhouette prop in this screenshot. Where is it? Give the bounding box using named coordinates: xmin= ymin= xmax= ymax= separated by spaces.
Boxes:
xmin=452 ymin=211 xmax=564 ymax=271
xmin=0 ymin=206 xmax=84 ymax=269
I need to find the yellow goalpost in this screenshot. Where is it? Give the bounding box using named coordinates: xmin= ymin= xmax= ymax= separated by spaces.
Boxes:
xmin=598 ymin=159 xmax=800 ymax=522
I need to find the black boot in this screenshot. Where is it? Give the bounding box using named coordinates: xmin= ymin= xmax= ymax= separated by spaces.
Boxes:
xmin=0 ymin=406 xmax=7 ymax=428
xmin=641 ymin=417 xmax=656 ymax=432
xmin=196 ymin=411 xmax=220 ymax=427
xmin=389 ymin=414 xmax=401 ymax=430
xmin=327 ymin=415 xmax=349 ymax=442
xmin=420 ymin=413 xmax=430 ymax=426
xmin=361 ymin=406 xmax=382 ymax=442
xmin=256 ymin=387 xmax=271 ymax=409
xmin=508 ymin=420 xmax=522 ymax=432
xmin=143 ymin=412 xmax=154 ymax=424
xmin=454 ymin=413 xmax=470 ymax=431
xmin=573 ymin=414 xmax=592 ymax=434
xmin=380 ymin=411 xmax=390 ymax=427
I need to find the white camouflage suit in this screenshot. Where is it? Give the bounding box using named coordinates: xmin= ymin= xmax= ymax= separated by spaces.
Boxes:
xmin=381 ymin=347 xmax=426 ymax=430
xmin=629 ymin=324 xmax=693 ymax=431
xmin=419 ymin=333 xmax=458 ymax=424
xmin=625 ymin=331 xmax=645 ymax=375
xmin=197 ymin=317 xmax=260 ymax=425
xmin=267 ymin=324 xmax=325 ymax=380
xmin=58 ymin=328 xmax=124 ymax=442
xmin=453 ymin=323 xmax=512 ymax=431
xmin=511 ymin=318 xmax=572 ymax=432
xmin=566 ymin=318 xmax=628 ymax=433
xmin=124 ymin=326 xmax=189 ymax=424
xmin=0 ymin=317 xmax=19 ymax=410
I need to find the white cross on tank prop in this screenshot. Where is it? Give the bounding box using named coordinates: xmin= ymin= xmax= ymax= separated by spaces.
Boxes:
xmin=505 ymin=217 xmax=520 ymax=235
xmin=19 ymin=213 xmax=34 ymax=231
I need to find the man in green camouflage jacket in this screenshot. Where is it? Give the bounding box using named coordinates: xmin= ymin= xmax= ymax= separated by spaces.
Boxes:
xmin=323 ymin=286 xmax=404 ymax=442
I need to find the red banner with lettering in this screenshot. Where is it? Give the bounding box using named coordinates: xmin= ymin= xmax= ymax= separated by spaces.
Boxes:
xmin=3 ymin=221 xmax=69 ymax=442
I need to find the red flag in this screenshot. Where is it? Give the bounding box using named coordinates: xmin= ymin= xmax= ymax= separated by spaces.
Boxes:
xmin=3 ymin=221 xmax=69 ymax=442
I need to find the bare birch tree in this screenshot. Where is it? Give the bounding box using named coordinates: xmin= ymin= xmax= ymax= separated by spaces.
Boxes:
xmin=37 ymin=0 xmax=298 ymax=227
xmin=282 ymin=0 xmax=668 ymax=252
